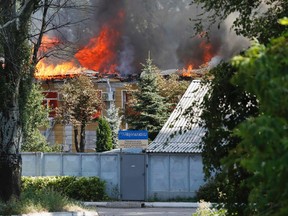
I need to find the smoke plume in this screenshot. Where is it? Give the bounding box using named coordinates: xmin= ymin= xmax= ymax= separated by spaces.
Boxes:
xmin=44 ymin=0 xmax=250 ymax=76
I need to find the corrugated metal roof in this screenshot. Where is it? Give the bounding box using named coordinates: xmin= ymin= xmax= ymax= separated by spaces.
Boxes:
xmin=147 ymin=80 xmax=209 ymax=153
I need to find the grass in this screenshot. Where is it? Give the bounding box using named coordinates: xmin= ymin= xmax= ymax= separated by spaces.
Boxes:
xmin=0 ymin=189 xmax=93 ymax=215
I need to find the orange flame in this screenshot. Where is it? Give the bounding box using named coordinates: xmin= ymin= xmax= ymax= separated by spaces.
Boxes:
xmin=75 ymin=10 xmax=125 ymax=74
xmin=200 ymin=40 xmax=213 ymax=64
xmin=181 ymin=64 xmax=193 ymax=77
xmin=181 ymin=32 xmax=214 ymax=78
xmin=35 ymin=10 xmax=125 ymax=80
xmin=74 ymin=25 xmax=120 ymax=74
xmin=35 ymin=60 xmax=83 ymax=80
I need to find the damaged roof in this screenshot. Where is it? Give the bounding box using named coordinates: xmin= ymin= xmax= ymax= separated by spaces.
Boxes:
xmin=146 ymin=80 xmax=209 ymax=153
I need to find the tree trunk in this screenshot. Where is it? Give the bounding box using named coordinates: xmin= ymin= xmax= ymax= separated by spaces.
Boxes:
xmin=79 ymin=123 xmax=86 ymax=152
xmin=0 ymin=107 xmax=22 ymax=202
xmin=0 ymin=154 xmax=21 ymax=202
xmin=74 ymin=126 xmax=79 ymax=152
xmin=0 ymin=0 xmax=44 ymax=203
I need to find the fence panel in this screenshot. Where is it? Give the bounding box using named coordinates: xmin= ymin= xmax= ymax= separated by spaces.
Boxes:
xmin=43 ymin=154 xmax=62 ymax=176
xmin=147 ymin=154 xmax=205 ymax=200
xmin=81 ymin=154 xmax=100 ymax=176
xmin=22 ymin=152 xmax=205 ymax=200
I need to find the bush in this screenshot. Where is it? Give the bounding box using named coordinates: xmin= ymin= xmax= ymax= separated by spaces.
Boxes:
xmin=46 ymin=176 xmax=77 ymax=194
xmin=195 ymin=178 xmax=220 ymax=203
xmin=96 ymin=117 xmax=113 ymax=152
xmin=22 ymin=176 xmax=107 ymax=201
xmin=66 ymin=177 xmax=107 ymax=201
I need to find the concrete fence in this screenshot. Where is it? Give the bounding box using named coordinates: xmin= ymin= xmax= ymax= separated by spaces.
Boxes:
xmin=22 ymin=152 xmax=205 ymax=200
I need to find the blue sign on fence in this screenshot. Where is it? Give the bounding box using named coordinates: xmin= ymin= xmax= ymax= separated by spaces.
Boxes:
xmin=118 ymin=130 xmax=148 ymax=140
xmin=118 ymin=130 xmax=148 ymax=148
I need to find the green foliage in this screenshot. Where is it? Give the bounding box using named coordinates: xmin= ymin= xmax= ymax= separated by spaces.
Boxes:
xmin=229 ymin=28 xmax=288 ymax=215
xmin=192 ymin=0 xmax=287 ymax=43
xmin=157 ymin=73 xmax=190 ymax=111
xmin=126 ymin=55 xmax=169 ymax=140
xmin=57 ymin=75 xmax=102 ymax=152
xmin=199 ymin=62 xmax=258 ymax=214
xmin=20 ymin=83 xmax=59 ymax=152
xmin=22 ymin=176 xmax=107 ymax=202
xmin=66 ymin=177 xmax=106 ymax=201
xmin=195 ymin=178 xmax=220 ymax=203
xmin=96 ymin=117 xmax=113 ymax=152
xmin=200 ymin=62 xmax=258 ymax=174
xmin=22 ymin=176 xmax=76 ymax=194
xmin=20 ymin=83 xmax=60 ymax=152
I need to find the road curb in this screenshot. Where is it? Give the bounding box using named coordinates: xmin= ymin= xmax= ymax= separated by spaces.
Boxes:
xmin=84 ymin=201 xmax=200 ymax=208
xmin=144 ymin=202 xmax=199 ymax=208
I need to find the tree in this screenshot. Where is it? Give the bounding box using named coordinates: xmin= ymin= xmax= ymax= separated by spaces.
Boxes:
xmin=0 ymin=0 xmax=90 ymax=202
xmin=106 ymin=103 xmax=122 ymax=149
xmin=56 ymin=75 xmax=102 ymax=152
xmin=230 ymin=22 xmax=288 ymax=215
xmin=0 ymin=0 xmax=41 ymax=202
xmin=96 ymin=117 xmax=112 ymax=152
xmin=198 ymin=63 xmax=258 ymax=214
xmin=190 ymin=0 xmax=287 ymax=213
xmin=21 ymin=83 xmax=60 ymax=152
xmin=192 ymin=0 xmax=287 ymax=43
xmin=157 ymin=73 xmax=190 ymax=111
xmin=125 ymin=55 xmax=169 ymax=141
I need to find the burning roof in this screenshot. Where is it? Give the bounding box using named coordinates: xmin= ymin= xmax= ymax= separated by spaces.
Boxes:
xmin=34 ymin=1 xmax=248 ymax=81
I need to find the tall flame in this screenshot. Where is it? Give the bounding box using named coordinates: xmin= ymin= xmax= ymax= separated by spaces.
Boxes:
xmin=35 ymin=10 xmax=125 ymax=80
xmin=74 ymin=25 xmax=120 ymax=74
xmin=75 ymin=10 xmax=124 ymax=74
xmin=200 ymin=40 xmax=213 ymax=64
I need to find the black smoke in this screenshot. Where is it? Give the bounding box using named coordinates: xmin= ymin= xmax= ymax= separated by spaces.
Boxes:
xmin=47 ymin=0 xmax=250 ymax=76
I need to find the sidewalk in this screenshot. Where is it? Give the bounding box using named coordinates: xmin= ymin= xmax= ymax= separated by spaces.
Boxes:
xmin=16 ymin=202 xmax=201 ymax=216
xmin=16 ymin=211 xmax=98 ymax=216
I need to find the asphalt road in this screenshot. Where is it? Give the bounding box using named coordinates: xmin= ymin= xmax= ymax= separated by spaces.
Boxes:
xmin=96 ymin=207 xmax=197 ymax=216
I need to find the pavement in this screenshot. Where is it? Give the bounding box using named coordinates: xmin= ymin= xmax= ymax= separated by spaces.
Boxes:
xmin=16 ymin=202 xmax=200 ymax=216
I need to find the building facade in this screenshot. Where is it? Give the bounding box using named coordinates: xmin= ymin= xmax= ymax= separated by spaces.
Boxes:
xmin=40 ymin=77 xmax=136 ymax=152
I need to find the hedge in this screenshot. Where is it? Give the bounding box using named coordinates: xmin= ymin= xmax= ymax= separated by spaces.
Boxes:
xmin=22 ymin=176 xmax=108 ymax=201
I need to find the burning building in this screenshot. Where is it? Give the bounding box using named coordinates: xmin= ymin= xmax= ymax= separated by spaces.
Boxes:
xmin=35 ymin=0 xmax=249 ymax=152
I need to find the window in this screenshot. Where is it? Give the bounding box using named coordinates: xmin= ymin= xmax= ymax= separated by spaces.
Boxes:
xmin=43 ymin=91 xmax=58 ymax=117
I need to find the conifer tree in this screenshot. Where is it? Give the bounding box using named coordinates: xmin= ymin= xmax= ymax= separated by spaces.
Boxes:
xmin=126 ymin=55 xmax=169 ymax=141
xmin=21 ymin=83 xmax=60 ymax=152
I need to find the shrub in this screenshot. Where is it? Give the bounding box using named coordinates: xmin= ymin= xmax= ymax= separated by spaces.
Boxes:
xmin=96 ymin=117 xmax=113 ymax=152
xmin=66 ymin=177 xmax=107 ymax=201
xmin=22 ymin=176 xmax=107 ymax=201
xmin=195 ymin=178 xmax=220 ymax=203
xmin=22 ymin=176 xmax=50 ymax=192
xmin=46 ymin=176 xmax=77 ymax=194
